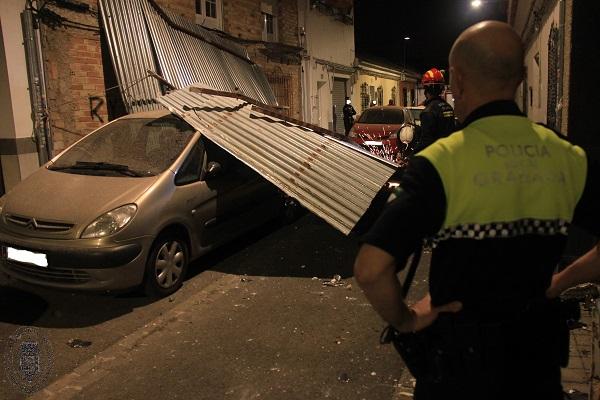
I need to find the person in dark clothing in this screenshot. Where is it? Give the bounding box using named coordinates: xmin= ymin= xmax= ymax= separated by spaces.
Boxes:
xmin=354 ymin=21 xmax=600 ymax=400
xmin=343 ymin=97 xmax=356 ymax=136
xmin=415 ymin=68 xmax=456 ymax=151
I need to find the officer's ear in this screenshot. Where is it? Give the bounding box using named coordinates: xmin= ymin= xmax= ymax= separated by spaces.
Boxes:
xmin=449 ymin=66 xmax=464 ymax=101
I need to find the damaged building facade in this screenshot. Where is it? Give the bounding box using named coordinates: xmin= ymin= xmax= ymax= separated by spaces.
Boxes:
xmin=0 ymin=0 xmax=303 ymax=194
xmin=2 ymin=0 xmax=421 ymax=195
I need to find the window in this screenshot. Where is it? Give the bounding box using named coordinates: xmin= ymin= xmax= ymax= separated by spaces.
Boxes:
xmin=206 ymin=0 xmax=216 ymax=18
xmin=265 ymin=13 xmax=274 ymax=34
xmin=360 ymin=83 xmax=369 ymax=112
xmin=266 ymin=71 xmax=293 ymax=117
xmin=195 ymin=0 xmax=222 ymax=30
xmin=403 ymin=88 xmax=408 ymax=106
xmin=261 ymin=1 xmax=278 ymax=42
xmin=175 ymin=140 xmax=204 ymax=186
xmin=376 ymin=86 xmax=383 ymax=108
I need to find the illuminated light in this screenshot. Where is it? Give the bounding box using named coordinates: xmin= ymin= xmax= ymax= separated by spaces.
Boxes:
xmin=404 ymin=36 xmax=410 ymax=40
xmin=471 ymin=0 xmax=482 ymax=8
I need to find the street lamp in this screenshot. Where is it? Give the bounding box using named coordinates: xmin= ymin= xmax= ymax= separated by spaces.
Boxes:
xmin=403 ymin=37 xmax=410 ymax=69
xmin=471 ymin=0 xmax=482 ymax=8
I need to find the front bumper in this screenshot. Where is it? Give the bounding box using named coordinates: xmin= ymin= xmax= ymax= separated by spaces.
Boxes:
xmin=0 ymin=230 xmax=151 ymax=291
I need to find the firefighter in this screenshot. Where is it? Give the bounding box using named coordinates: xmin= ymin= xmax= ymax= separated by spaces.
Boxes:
xmin=354 ymin=21 xmax=600 ymax=400
xmin=415 ymin=67 xmax=456 ymax=151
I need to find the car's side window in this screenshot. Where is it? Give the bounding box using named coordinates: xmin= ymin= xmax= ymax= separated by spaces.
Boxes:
xmin=175 ymin=140 xmax=204 ymax=186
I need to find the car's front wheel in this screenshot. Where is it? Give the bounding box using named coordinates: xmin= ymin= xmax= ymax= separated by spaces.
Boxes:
xmin=143 ymin=233 xmax=189 ymax=297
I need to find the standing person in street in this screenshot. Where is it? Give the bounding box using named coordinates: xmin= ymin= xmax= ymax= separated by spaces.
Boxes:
xmin=414 ymin=68 xmax=456 ymax=151
xmin=343 ymin=97 xmax=356 ymax=136
xmin=354 ymin=20 xmax=600 ymax=400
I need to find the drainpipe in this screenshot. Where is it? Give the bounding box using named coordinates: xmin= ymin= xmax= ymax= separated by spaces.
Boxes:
xmin=21 ymin=6 xmax=51 ymax=164
xmin=556 ymin=0 xmax=566 ymax=131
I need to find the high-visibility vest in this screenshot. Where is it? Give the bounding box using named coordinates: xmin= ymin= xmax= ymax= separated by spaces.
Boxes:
xmin=418 ymin=115 xmax=588 ymax=241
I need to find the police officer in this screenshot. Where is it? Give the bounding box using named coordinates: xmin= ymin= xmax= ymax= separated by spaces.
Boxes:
xmin=342 ymin=97 xmax=356 ymax=136
xmin=415 ymin=67 xmax=456 ymax=151
xmin=354 ymin=21 xmax=600 ymax=400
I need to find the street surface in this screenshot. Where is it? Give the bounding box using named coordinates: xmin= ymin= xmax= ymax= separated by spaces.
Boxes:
xmin=0 ymin=213 xmax=430 ymax=400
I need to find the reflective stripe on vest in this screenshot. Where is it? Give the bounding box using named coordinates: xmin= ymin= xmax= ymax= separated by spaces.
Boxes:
xmin=418 ymin=115 xmax=588 ymax=241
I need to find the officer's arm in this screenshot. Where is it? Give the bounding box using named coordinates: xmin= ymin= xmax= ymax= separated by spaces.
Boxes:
xmin=547 ymin=242 xmax=600 ymax=298
xmin=354 ymin=245 xmax=416 ymax=331
xmin=548 ymin=154 xmax=600 ymax=297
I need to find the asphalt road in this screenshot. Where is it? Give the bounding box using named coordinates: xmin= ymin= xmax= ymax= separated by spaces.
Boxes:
xmin=0 ymin=213 xmax=429 ymax=400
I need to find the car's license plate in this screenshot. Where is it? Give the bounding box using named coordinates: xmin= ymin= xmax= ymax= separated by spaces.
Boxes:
xmin=6 ymin=247 xmax=48 ymax=268
xmin=363 ymin=140 xmax=383 ymax=146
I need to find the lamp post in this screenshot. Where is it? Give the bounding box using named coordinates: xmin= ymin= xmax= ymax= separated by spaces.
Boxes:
xmin=403 ymin=36 xmax=410 ymax=69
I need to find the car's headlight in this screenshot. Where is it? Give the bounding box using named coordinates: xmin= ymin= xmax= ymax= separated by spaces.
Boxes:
xmin=81 ymin=204 xmax=137 ymax=239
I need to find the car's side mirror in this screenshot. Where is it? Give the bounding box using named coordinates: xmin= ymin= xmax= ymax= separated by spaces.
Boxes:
xmin=397 ymin=124 xmax=415 ymax=144
xmin=206 ymin=161 xmax=222 ymax=179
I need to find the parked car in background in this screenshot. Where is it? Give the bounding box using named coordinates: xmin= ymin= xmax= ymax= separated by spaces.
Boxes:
xmin=348 ymin=106 xmax=419 ymax=163
xmin=0 ymin=110 xmax=283 ymax=297
xmin=405 ymin=106 xmax=425 ymax=126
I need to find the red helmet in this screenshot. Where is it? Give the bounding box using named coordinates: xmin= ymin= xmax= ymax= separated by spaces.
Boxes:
xmin=422 ymin=68 xmax=445 ymax=86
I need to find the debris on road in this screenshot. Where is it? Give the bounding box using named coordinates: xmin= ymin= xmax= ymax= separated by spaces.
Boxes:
xmin=322 ymin=275 xmax=344 ymax=287
xmin=67 ymin=339 xmax=92 ymax=348
xmin=338 ymin=372 xmax=350 ymax=383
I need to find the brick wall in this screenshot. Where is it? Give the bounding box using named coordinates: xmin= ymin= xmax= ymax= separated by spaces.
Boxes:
xmin=41 ymin=0 xmax=106 ymax=154
xmin=277 ymin=0 xmax=299 ymax=47
xmin=42 ymin=0 xmax=302 ymax=154
xmin=223 ymin=0 xmax=263 ymax=40
xmin=223 ymin=0 xmax=301 ymax=119
xmin=155 ymin=0 xmax=195 ymax=19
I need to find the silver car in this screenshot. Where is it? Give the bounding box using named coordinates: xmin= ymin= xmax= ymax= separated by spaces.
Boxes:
xmin=0 ymin=110 xmax=282 ymax=296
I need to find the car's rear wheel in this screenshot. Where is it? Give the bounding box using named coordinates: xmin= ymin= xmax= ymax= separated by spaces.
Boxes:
xmin=143 ymin=233 xmax=189 ymax=297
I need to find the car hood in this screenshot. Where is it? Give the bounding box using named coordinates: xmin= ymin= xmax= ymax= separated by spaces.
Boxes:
xmin=351 ymin=123 xmax=402 ymax=139
xmin=3 ymin=167 xmax=158 ymax=227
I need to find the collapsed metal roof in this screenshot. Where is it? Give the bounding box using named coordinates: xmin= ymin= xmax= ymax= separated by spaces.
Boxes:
xmin=99 ymin=0 xmax=277 ymax=113
xmin=158 ymin=86 xmax=397 ymax=235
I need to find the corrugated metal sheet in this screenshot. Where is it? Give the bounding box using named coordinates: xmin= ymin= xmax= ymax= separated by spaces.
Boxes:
xmin=158 ymin=87 xmax=397 ymax=235
xmin=99 ymin=0 xmax=277 ymax=113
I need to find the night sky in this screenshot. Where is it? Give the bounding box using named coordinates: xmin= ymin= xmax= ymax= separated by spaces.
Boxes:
xmin=354 ymin=0 xmax=508 ymax=74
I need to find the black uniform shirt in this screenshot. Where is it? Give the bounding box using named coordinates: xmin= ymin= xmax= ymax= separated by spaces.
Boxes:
xmin=418 ymin=96 xmax=456 ymax=150
xmin=363 ymin=100 xmax=600 ymax=316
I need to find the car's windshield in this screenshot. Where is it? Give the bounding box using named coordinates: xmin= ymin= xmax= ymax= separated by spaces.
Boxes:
xmin=357 ymin=109 xmax=405 ymax=124
xmin=50 ymin=115 xmax=195 ymax=176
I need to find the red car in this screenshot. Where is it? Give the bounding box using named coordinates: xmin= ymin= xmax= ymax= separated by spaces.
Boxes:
xmin=348 ymin=106 xmax=418 ymax=162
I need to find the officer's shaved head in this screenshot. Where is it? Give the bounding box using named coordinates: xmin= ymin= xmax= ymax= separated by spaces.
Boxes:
xmin=449 ymin=21 xmax=524 ymax=121
xmin=450 ymin=21 xmax=524 ymax=91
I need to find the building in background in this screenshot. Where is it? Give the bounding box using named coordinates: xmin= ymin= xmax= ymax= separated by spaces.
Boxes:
xmin=298 ymin=0 xmax=354 ymax=135
xmin=0 ymin=0 xmax=306 ymax=193
xmin=352 ymin=57 xmax=419 ymax=115
xmin=509 ymin=0 xmax=600 ymax=153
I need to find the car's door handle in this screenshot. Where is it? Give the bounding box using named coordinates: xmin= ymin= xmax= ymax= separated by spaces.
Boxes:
xmin=204 ymin=218 xmax=217 ymax=228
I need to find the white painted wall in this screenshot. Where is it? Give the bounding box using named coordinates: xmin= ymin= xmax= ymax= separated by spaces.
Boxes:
xmin=0 ymin=0 xmax=40 ymax=191
xmin=298 ymin=0 xmax=355 ymax=128
xmin=304 ymin=6 xmax=354 ymax=66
